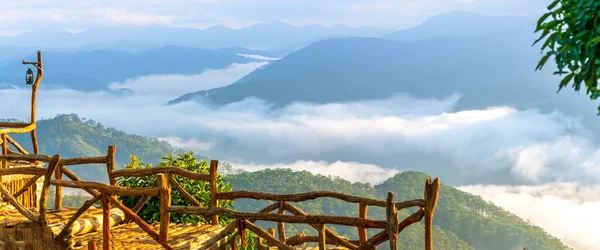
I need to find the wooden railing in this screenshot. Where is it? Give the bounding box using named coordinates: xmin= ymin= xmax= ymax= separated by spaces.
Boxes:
xmin=0 ymin=145 xmax=440 ymax=250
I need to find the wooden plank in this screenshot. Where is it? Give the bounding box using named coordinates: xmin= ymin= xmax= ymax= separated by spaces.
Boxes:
xmin=50 ymin=180 xmax=159 ymax=196
xmin=102 ymin=194 xmax=111 ymax=250
xmin=318 ymin=224 xmax=327 ymax=250
xmin=158 ymin=174 xmax=171 ymax=244
xmin=244 ymin=221 xmax=293 ymax=250
xmin=386 ymin=192 xmax=398 ymax=250
xmin=40 ymin=155 xmax=60 ymax=226
xmin=209 ymin=160 xmax=219 ymax=225
xmin=55 ymin=165 xmax=62 ymax=210
xmin=112 ymin=167 xmax=210 ymax=181
xmin=358 ymin=203 xmax=368 ymax=245
xmin=169 ymin=206 xmax=387 ymax=228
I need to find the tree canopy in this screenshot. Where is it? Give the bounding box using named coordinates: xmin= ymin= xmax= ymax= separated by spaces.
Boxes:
xmin=534 ymin=0 xmax=600 ymax=114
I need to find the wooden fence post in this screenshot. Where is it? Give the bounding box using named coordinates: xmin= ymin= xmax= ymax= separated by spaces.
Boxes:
xmin=158 ymin=174 xmax=171 ymax=244
xmin=88 ymin=240 xmax=97 ymax=250
xmin=102 ymin=194 xmax=111 ymax=250
xmin=106 ymin=145 xmax=116 ymax=186
xmin=278 ymin=201 xmax=286 ymax=244
xmin=209 ymin=160 xmax=219 ymax=225
xmin=29 ymin=50 xmax=42 ymax=155
xmin=1 ymin=133 xmax=7 ymax=168
xmin=318 ymin=224 xmax=327 ymax=250
xmin=387 ymin=192 xmax=399 ymax=250
xmin=424 ymin=178 xmax=440 ymax=250
xmin=358 ymin=203 xmax=368 ymax=245
xmin=40 ymin=154 xmax=60 ymax=226
xmin=55 ymin=165 xmax=62 ymax=210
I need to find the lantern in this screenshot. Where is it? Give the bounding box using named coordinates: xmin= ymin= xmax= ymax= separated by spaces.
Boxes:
xmin=26 ymin=68 xmax=34 ymax=85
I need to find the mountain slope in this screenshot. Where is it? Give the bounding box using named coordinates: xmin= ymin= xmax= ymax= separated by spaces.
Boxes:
xmin=8 ymin=114 xmax=182 ymax=181
xmin=0 ymin=46 xmax=259 ymax=91
xmin=0 ymin=23 xmax=390 ymax=51
xmin=225 ymin=169 xmax=570 ymax=250
xmin=382 ymin=10 xmax=533 ymax=41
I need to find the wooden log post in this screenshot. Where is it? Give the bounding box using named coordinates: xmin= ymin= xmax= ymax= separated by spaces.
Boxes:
xmin=106 ymin=146 xmax=116 ymax=186
xmin=358 ymin=203 xmax=368 ymax=245
xmin=1 ymin=133 xmax=7 ymax=168
xmin=268 ymin=228 xmax=276 ymax=238
xmin=424 ymin=178 xmax=440 ymax=250
xmin=102 ymin=194 xmax=111 ymax=250
xmin=88 ymin=240 xmax=97 ymax=250
xmin=245 ymin=221 xmax=293 ymax=250
xmin=40 ymin=154 xmax=60 ymax=226
xmin=55 ymin=165 xmax=63 ymax=210
xmin=318 ymin=224 xmax=327 ymax=250
xmin=386 ymin=192 xmax=399 ymax=250
xmin=30 ymin=50 xmax=42 ymax=154
xmin=209 ymin=160 xmax=219 ymax=225
xmin=238 ymin=219 xmax=246 ymax=247
xmin=158 ymin=174 xmax=171 ymax=244
xmin=277 ymin=201 xmax=286 ymax=244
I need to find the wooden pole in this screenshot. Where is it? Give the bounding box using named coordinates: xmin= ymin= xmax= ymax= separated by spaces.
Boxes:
xmin=424 ymin=178 xmax=440 ymax=250
xmin=278 ymin=201 xmax=286 ymax=244
xmin=238 ymin=219 xmax=246 ymax=247
xmin=102 ymin=194 xmax=111 ymax=250
xmin=29 ymin=51 xmax=42 ymax=154
xmin=358 ymin=203 xmax=368 ymax=245
xmin=40 ymin=154 xmax=60 ymax=226
xmin=106 ymin=146 xmax=116 ymax=186
xmin=158 ymin=174 xmax=171 ymax=244
xmin=386 ymin=192 xmax=398 ymax=250
xmin=1 ymin=133 xmax=7 ymax=169
xmin=209 ymin=160 xmax=219 ymax=225
xmin=318 ymin=224 xmax=327 ymax=250
xmin=88 ymin=240 xmax=97 ymax=250
xmin=55 ymin=165 xmax=63 ymax=210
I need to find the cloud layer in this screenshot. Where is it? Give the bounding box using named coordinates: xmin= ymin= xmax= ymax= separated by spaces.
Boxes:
xmin=460 ymin=183 xmax=600 ymax=250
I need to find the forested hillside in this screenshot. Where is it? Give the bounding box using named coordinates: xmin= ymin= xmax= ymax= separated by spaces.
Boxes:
xmin=9 ymin=114 xmax=181 ymax=181
xmin=226 ymin=169 xmax=570 ymax=250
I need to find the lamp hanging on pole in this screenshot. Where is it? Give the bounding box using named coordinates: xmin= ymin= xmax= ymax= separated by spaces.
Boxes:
xmin=26 ymin=68 xmax=33 ymax=85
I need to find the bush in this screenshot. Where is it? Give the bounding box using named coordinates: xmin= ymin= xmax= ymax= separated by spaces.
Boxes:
xmin=117 ymin=152 xmax=234 ymax=226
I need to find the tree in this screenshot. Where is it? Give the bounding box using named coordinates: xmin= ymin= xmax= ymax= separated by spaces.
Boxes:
xmin=534 ymin=0 xmax=600 ymax=114
xmin=117 ymin=152 xmax=235 ymax=225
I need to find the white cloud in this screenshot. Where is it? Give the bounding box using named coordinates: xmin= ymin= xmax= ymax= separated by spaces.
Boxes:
xmin=460 ymin=183 xmax=600 ymax=250
xmin=236 ymin=54 xmax=280 ymax=61
xmin=108 ymin=61 xmax=267 ymax=99
xmin=232 ymin=160 xmax=398 ymax=184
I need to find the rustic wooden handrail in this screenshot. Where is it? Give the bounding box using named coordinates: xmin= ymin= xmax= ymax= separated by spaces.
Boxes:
xmin=0 ymin=123 xmax=36 ymax=135
xmin=112 ymin=166 xmax=211 ymax=181
xmin=168 ymin=206 xmax=387 ymax=228
xmin=0 ymin=167 xmax=46 ymax=176
xmin=50 ymin=180 xmax=159 ymax=196
xmin=216 ymin=191 xmax=426 ymax=210
xmin=0 ymin=122 xmax=32 ymax=128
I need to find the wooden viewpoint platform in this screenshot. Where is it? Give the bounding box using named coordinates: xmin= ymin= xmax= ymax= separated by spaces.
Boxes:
xmin=0 ymin=203 xmax=225 ymax=250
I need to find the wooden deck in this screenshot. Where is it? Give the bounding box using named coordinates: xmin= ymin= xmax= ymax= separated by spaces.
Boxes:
xmin=0 ymin=203 xmax=225 ymax=250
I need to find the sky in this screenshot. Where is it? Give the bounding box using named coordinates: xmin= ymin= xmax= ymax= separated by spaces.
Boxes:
xmin=0 ymin=0 xmax=550 ymax=35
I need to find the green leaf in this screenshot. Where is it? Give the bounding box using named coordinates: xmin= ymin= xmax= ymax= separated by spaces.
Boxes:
xmin=548 ymin=0 xmax=560 ymax=10
xmin=588 ymin=36 xmax=600 ymax=47
xmin=536 ymin=53 xmax=552 ymax=70
xmin=558 ymin=73 xmax=575 ymax=91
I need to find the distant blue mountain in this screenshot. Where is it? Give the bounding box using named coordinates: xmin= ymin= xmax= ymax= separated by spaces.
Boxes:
xmin=0 ymin=46 xmax=262 ymax=91
xmin=0 ymin=22 xmax=391 ymax=52
xmin=383 ymin=10 xmax=534 ymax=41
